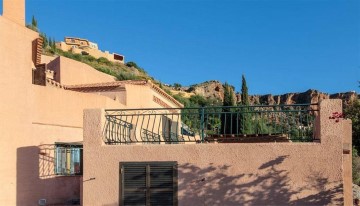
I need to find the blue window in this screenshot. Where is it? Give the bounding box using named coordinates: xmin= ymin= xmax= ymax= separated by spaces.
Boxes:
xmin=55 ymin=144 xmax=82 ymax=175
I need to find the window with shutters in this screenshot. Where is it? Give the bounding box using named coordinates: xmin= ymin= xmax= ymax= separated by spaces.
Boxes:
xmin=120 ymin=162 xmax=178 ymax=206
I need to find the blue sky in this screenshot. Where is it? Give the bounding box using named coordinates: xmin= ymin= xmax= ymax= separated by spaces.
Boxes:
xmin=1 ymin=0 xmax=359 ymax=95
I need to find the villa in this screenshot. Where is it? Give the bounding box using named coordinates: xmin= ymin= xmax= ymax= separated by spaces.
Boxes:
xmin=0 ymin=0 xmax=354 ymax=205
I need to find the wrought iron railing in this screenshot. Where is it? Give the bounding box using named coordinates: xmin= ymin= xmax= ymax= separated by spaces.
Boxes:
xmin=104 ymin=104 xmax=319 ymax=144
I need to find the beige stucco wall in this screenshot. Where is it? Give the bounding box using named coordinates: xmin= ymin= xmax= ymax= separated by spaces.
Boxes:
xmin=0 ymin=13 xmax=128 ymax=204
xmin=31 ymin=85 xmax=124 ymax=128
xmin=18 ymin=86 xmax=125 ymax=205
xmin=343 ymin=120 xmax=353 ymax=206
xmin=83 ymin=99 xmax=351 ymax=206
xmin=124 ymin=84 xmax=180 ymax=108
xmin=0 ymin=15 xmax=39 ymax=205
xmin=41 ymin=54 xmax=56 ymax=64
xmin=47 ymin=56 xmax=116 ymax=85
xmin=2 ymin=0 xmax=25 ymax=26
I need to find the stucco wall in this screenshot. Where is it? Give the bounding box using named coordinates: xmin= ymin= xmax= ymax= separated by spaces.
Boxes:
xmin=9 ymin=85 xmax=125 ymax=205
xmin=47 ymin=56 xmax=116 ymax=85
xmin=31 ymin=85 xmax=124 ymax=128
xmin=0 ymin=13 xmax=126 ymax=204
xmin=124 ymin=84 xmax=180 ymax=108
xmin=0 ymin=16 xmax=39 ymax=205
xmin=41 ymin=54 xmax=56 ymax=64
xmin=3 ymin=0 xmax=25 ymax=26
xmin=83 ymin=99 xmax=351 ymax=206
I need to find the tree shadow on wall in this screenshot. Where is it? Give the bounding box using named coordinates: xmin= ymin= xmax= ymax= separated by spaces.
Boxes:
xmin=16 ymin=145 xmax=81 ymax=206
xmin=178 ymin=156 xmax=343 ymax=206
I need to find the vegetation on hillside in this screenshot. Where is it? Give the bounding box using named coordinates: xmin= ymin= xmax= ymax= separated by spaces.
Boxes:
xmin=45 ymin=48 xmax=150 ymax=81
xmin=27 ymin=16 xmax=153 ymax=82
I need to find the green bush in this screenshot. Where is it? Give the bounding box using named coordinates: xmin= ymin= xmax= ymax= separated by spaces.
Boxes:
xmin=82 ymin=55 xmax=97 ymax=62
xmin=116 ymin=71 xmax=142 ymax=80
xmin=126 ymin=61 xmax=147 ymax=74
xmin=353 ymin=147 xmax=360 ymax=185
xmin=126 ymin=61 xmax=138 ymax=68
xmin=97 ymin=57 xmax=112 ymax=66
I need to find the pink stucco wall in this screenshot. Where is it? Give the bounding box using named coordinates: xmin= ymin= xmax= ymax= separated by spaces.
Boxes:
xmin=83 ymin=99 xmax=352 ymax=206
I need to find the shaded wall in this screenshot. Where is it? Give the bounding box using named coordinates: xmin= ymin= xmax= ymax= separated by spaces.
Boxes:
xmin=83 ymin=99 xmax=351 ymax=206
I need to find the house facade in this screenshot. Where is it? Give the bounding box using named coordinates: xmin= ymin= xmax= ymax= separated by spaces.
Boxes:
xmin=0 ymin=1 xmax=181 ymax=205
xmin=0 ymin=0 xmax=354 ymax=205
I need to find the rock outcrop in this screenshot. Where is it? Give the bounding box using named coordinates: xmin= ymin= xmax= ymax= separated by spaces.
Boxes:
xmin=183 ymin=80 xmax=358 ymax=106
xmin=187 ymin=80 xmax=225 ymax=101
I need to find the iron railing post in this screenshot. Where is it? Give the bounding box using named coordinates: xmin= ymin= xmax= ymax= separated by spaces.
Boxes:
xmin=201 ymin=107 xmax=205 ymax=142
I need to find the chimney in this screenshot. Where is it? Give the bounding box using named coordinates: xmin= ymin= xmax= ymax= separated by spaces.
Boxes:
xmin=3 ymin=0 xmax=25 ymax=26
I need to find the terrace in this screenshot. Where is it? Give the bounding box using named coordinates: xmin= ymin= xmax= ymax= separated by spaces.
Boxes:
xmin=82 ymin=100 xmax=352 ymax=205
xmin=104 ymin=103 xmax=319 ymax=145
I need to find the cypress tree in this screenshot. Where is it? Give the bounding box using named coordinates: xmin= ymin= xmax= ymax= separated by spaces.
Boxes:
xmin=31 ymin=16 xmax=38 ymax=29
xmin=241 ymin=74 xmax=249 ymax=106
xmin=52 ymin=38 xmax=56 ymax=49
xmin=221 ymin=83 xmax=235 ymax=134
xmin=240 ymin=74 xmax=252 ymax=134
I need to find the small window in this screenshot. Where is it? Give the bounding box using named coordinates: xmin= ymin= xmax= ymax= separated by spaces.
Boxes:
xmin=55 ymin=143 xmax=83 ymax=175
xmin=120 ymin=162 xmax=178 ymax=205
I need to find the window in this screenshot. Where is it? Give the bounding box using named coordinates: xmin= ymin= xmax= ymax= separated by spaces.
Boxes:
xmin=120 ymin=162 xmax=178 ymax=206
xmin=55 ymin=143 xmax=83 ymax=175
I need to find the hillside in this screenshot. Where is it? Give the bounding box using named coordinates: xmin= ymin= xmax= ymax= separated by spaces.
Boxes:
xmin=42 ymin=47 xmax=156 ymax=82
xmin=168 ymin=80 xmax=359 ymax=107
xmin=42 ymin=48 xmax=358 ymax=108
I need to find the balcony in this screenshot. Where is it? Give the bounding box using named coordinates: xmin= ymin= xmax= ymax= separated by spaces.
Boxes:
xmin=103 ymin=104 xmax=319 ymax=144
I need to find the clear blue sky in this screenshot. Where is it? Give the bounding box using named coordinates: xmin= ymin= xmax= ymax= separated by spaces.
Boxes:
xmin=1 ymin=0 xmax=359 ymax=95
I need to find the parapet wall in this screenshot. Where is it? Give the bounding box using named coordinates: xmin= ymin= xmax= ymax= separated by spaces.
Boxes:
xmin=82 ymin=99 xmax=352 ymax=205
xmin=47 ymin=56 xmax=116 ymax=85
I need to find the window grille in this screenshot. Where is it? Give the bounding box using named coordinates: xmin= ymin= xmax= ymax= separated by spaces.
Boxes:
xmin=55 ymin=144 xmax=82 ymax=175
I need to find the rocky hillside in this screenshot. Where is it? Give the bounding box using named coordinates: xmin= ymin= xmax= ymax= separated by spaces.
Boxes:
xmin=44 ymin=47 xmax=357 ymax=107
xmin=171 ymin=80 xmax=359 ymax=106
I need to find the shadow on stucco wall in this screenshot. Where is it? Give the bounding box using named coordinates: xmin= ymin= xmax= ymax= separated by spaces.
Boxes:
xmin=178 ymin=156 xmax=343 ymax=205
xmin=16 ymin=146 xmax=80 ymax=206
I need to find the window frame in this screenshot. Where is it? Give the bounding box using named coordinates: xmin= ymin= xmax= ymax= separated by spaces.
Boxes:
xmin=54 ymin=143 xmax=83 ymax=176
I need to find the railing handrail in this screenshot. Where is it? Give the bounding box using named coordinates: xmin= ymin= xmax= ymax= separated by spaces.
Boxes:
xmin=104 ymin=103 xmax=319 ymax=144
xmin=105 ymin=103 xmax=319 ymax=112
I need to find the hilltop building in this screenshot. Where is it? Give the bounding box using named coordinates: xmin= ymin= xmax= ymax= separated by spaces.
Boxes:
xmin=56 ymin=37 xmax=125 ymax=63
